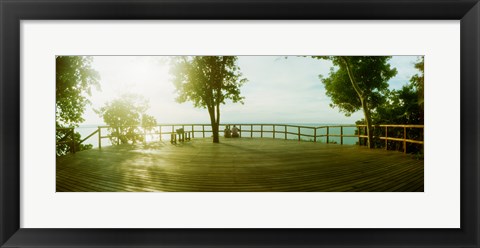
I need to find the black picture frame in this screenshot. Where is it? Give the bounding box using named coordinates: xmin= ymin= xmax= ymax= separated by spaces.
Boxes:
xmin=1 ymin=0 xmax=479 ymax=247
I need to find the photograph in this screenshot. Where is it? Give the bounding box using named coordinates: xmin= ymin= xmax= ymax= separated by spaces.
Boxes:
xmin=56 ymin=55 xmax=424 ymax=192
xmin=2 ymin=0 xmax=478 ymax=246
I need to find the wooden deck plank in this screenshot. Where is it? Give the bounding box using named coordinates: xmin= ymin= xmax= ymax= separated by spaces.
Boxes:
xmin=56 ymin=138 xmax=424 ymax=192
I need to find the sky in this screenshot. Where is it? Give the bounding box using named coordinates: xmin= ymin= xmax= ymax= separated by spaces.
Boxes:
xmin=81 ymin=56 xmax=421 ymax=126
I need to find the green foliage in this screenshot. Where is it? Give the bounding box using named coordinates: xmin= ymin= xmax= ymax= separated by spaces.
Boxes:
xmin=142 ymin=114 xmax=157 ymax=126
xmin=56 ymin=129 xmax=93 ymax=156
xmin=96 ymin=94 xmax=148 ymax=127
xmin=56 ymin=56 xmax=100 ymax=156
xmin=355 ymin=56 xmax=424 ymax=154
xmin=373 ymin=85 xmax=422 ymax=124
xmin=410 ymin=56 xmax=424 ymax=121
xmin=56 ymin=56 xmax=100 ymax=127
xmin=315 ymin=56 xmax=397 ymax=148
xmin=317 ymin=56 xmax=397 ymax=116
xmin=95 ymin=94 xmax=157 ymax=145
xmin=372 ymin=56 xmax=424 ymax=125
xmin=170 ymin=56 xmax=247 ymax=143
xmin=142 ymin=113 xmax=158 ymax=133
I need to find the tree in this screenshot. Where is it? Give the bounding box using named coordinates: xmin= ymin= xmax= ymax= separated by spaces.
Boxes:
xmin=410 ymin=56 xmax=424 ymax=123
xmin=373 ymin=85 xmax=423 ymax=125
xmin=95 ymin=94 xmax=157 ymax=145
xmin=56 ymin=56 xmax=100 ymax=155
xmin=170 ymin=56 xmax=247 ymax=143
xmin=142 ymin=114 xmax=158 ymax=128
xmin=141 ymin=113 xmax=158 ymax=135
xmin=369 ymin=57 xmax=424 ymax=153
xmin=56 ymin=56 xmax=100 ymax=127
xmin=315 ymin=56 xmax=397 ymax=148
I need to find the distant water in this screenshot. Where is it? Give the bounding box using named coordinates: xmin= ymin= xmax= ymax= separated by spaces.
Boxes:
xmin=76 ymin=123 xmax=359 ymax=148
xmin=76 ymin=125 xmax=107 ymax=148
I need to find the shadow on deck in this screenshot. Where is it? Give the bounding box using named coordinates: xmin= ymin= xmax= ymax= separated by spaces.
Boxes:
xmin=56 ymin=138 xmax=424 ymax=192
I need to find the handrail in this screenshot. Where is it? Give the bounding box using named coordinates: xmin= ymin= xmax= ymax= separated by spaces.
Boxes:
xmin=94 ymin=123 xmax=424 ymax=153
xmin=79 ymin=129 xmax=99 ymax=144
xmin=355 ymin=124 xmax=424 ymax=153
xmin=357 ymin=124 xmax=424 ymax=128
xmin=57 ymin=124 xmax=424 ymax=155
xmin=56 ymin=128 xmax=76 ymax=154
xmin=56 ymin=128 xmax=99 ymax=154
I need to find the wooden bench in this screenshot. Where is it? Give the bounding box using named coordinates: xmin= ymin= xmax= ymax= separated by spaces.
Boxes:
xmin=171 ymin=128 xmax=191 ymax=144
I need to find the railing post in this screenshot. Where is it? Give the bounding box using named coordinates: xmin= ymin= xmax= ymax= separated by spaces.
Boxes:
xmin=403 ymin=126 xmax=407 ymax=154
xmin=298 ymin=127 xmax=301 ymax=141
xmin=326 ymin=126 xmax=329 ymax=144
xmin=192 ymin=125 xmax=194 ymax=138
xmin=202 ymin=125 xmax=205 ymax=138
xmin=340 ymin=126 xmax=343 ymax=145
xmin=239 ymin=125 xmax=242 ymax=138
xmin=357 ymin=126 xmax=361 ymax=146
xmin=273 ymin=125 xmax=275 ymax=139
xmin=314 ymin=128 xmax=317 ymax=143
xmin=98 ymin=127 xmax=102 ymax=149
xmin=385 ymin=126 xmax=388 ymax=150
xmin=285 ymin=126 xmax=287 ymax=140
xmin=251 ymin=125 xmax=253 ymax=138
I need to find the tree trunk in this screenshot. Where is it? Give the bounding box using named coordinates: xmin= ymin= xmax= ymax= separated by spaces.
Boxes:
xmin=214 ymin=103 xmax=221 ymax=143
xmin=207 ymin=106 xmax=219 ymax=143
xmin=361 ymin=99 xmax=374 ymax=148
xmin=341 ymin=57 xmax=374 ymax=149
xmin=212 ymin=122 xmax=220 ymax=143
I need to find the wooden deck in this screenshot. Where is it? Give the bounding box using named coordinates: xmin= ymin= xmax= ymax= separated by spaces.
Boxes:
xmin=56 ymin=138 xmax=424 ymax=192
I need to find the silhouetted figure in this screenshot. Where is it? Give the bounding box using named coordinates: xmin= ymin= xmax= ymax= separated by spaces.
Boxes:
xmin=224 ymin=125 xmax=232 ymax=138
xmin=232 ymin=125 xmax=240 ymax=138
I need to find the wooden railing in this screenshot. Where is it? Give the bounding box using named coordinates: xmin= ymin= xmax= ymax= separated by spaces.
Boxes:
xmin=356 ymin=124 xmax=424 ymax=153
xmin=56 ymin=127 xmax=98 ymax=154
xmin=56 ymin=127 xmax=76 ymax=154
xmin=57 ymin=124 xmax=424 ymax=154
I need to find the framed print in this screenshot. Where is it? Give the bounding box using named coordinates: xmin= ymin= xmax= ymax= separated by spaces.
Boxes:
xmin=1 ymin=0 xmax=479 ymax=247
